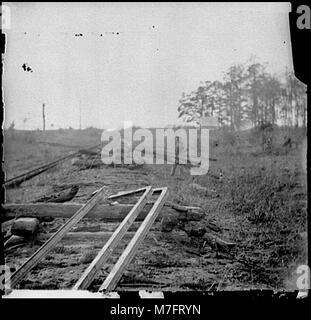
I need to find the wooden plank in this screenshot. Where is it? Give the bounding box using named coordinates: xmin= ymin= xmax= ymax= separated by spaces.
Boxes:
xmin=2 ymin=203 xmax=202 ymax=221
xmin=8 ymin=186 xmax=107 ymax=288
xmin=73 ymin=186 xmax=152 ymax=290
xmin=99 ymin=187 xmax=169 ymax=292
xmin=109 ymin=187 xmax=165 ymax=198
xmin=2 ymin=203 xmax=134 ymax=220
xmin=108 ymin=187 xmax=151 ymax=199
xmin=37 ymin=230 xmax=185 ymax=243
xmin=38 ymin=231 xmax=139 ymax=241
xmin=90 ymin=186 xmax=149 ymax=199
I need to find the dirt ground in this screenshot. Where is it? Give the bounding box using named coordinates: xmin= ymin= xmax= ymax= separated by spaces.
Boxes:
xmin=2 ymin=127 xmax=307 ymax=292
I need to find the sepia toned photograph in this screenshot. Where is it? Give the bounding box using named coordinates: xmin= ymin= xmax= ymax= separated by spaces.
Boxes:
xmin=1 ymin=2 xmax=308 ymax=301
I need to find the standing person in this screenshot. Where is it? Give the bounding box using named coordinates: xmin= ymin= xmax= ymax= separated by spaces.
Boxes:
xmin=171 ymin=136 xmax=186 ymax=176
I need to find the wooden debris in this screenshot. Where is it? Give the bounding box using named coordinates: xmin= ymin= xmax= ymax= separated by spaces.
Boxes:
xmin=99 ymin=187 xmax=169 ymax=292
xmin=203 ymin=233 xmax=236 ymax=252
xmin=8 ymin=186 xmax=107 ymax=288
xmin=73 ymin=186 xmax=153 ymax=290
xmin=37 ymin=231 xmax=143 ymax=242
xmin=2 ymin=202 xmax=203 ymax=222
xmin=174 ymin=209 xmax=205 ymax=221
xmin=38 ymin=230 xmax=197 ymax=244
xmin=34 ymin=185 xmax=79 ymax=203
xmin=186 ymin=226 xmax=206 ymax=238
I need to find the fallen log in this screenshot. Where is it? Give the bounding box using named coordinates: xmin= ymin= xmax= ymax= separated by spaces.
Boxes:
xmin=2 ymin=203 xmax=204 ymax=222
xmin=38 ymin=231 xmax=139 ymax=242
xmin=34 ymin=185 xmax=79 ymax=203
xmin=21 ymin=231 xmax=187 ymax=244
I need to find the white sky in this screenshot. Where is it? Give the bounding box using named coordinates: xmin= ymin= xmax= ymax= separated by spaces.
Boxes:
xmin=3 ymin=2 xmax=292 ymax=130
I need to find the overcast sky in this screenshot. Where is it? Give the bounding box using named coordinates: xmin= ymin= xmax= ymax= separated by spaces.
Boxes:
xmin=3 ymin=2 xmax=292 ymax=130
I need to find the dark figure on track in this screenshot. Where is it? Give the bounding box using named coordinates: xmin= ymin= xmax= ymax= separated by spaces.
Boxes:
xmin=170 ymin=136 xmax=186 ymax=176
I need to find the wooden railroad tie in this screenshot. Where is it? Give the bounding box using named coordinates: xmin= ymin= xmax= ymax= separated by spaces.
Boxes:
xmin=6 ymin=186 xmax=170 ymax=293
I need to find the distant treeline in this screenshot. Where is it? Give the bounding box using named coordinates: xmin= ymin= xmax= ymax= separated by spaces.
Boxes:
xmin=178 ymin=60 xmax=307 ymax=130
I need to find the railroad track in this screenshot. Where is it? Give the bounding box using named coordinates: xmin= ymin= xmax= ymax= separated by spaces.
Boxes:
xmin=5 ymin=186 xmax=169 ymax=294
xmin=4 ymin=143 xmax=101 ymax=188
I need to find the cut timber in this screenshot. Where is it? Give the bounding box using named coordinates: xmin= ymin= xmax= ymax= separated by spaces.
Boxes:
xmin=38 ymin=231 xmax=141 ymax=241
xmin=2 ymin=203 xmax=203 ymax=221
xmin=109 ymin=187 xmax=150 ymax=199
xmin=91 ymin=186 xmax=148 ymax=198
xmin=99 ymin=187 xmax=169 ymax=292
xmin=8 ymin=186 xmax=107 ymax=288
xmin=38 ymin=231 xmax=186 ymax=243
xmin=73 ymin=186 xmax=153 ymax=290
xmin=34 ymin=185 xmax=79 ymax=203
xmin=11 ymin=218 xmax=39 ymax=238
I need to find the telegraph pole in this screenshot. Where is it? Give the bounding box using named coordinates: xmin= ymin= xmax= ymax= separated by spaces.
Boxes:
xmin=42 ymin=103 xmax=46 ymax=131
xmin=79 ymin=99 xmax=82 ymax=130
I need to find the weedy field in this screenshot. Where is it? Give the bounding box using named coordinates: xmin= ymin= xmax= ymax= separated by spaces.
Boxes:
xmin=2 ymin=126 xmax=307 ymax=291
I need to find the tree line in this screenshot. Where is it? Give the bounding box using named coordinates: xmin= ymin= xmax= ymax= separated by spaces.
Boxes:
xmin=178 ymin=60 xmax=307 ymax=130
